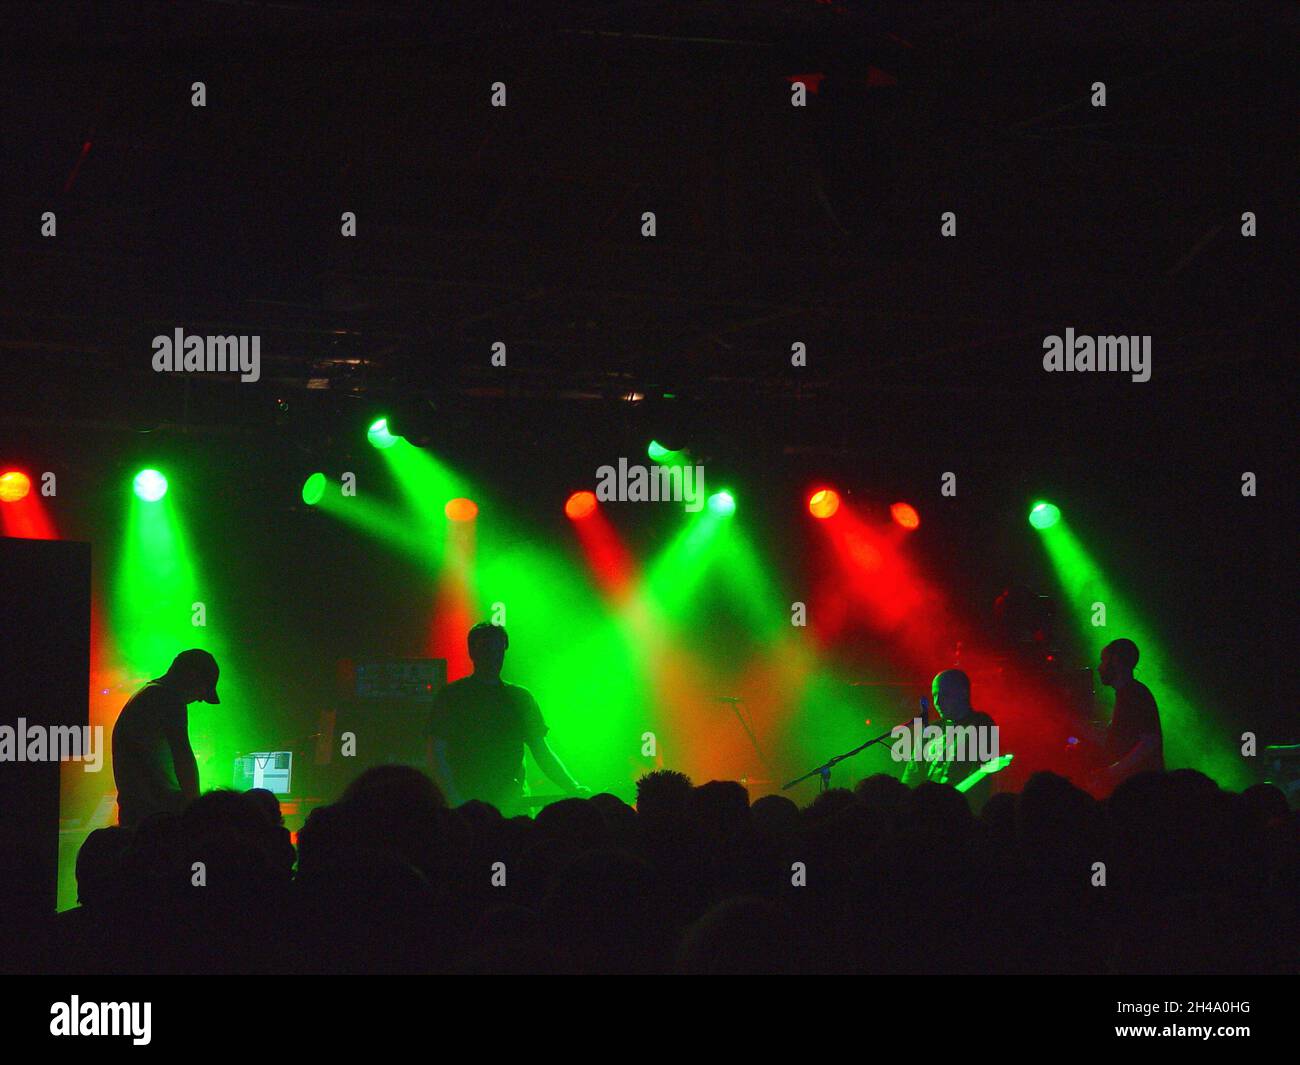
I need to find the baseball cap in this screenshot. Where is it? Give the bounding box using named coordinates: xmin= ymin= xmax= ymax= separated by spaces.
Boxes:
xmin=163 ymin=648 xmax=220 ymax=704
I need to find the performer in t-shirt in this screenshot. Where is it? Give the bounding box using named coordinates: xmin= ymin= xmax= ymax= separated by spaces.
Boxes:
xmin=901 ymin=668 xmax=1000 ymax=811
xmin=428 ymin=622 xmax=585 ymax=810
xmin=1094 ymin=637 xmax=1164 ymax=789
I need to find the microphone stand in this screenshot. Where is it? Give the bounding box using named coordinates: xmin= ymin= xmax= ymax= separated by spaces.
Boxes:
xmin=718 ymin=697 xmax=773 ymax=776
xmin=782 ymin=720 xmax=910 ymax=794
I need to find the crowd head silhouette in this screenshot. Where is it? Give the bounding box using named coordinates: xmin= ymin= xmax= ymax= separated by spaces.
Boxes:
xmin=50 ymin=765 xmax=1297 ymax=975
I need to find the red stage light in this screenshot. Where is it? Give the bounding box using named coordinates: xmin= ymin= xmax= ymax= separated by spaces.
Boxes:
xmin=890 ymin=502 xmax=920 ymax=530
xmin=565 ymin=490 xmax=598 ymax=521
xmin=808 ymin=488 xmax=840 ymax=519
xmin=444 ymin=498 xmax=478 ymax=522
xmin=0 ymin=471 xmax=32 ymax=502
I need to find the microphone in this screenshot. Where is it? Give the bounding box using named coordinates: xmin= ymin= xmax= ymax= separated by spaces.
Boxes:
xmin=918 ymin=696 xmax=931 ymax=725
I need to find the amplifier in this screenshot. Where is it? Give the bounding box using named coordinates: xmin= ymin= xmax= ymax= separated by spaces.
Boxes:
xmin=310 ymin=660 xmax=449 ymax=797
xmin=355 ymin=659 xmax=447 ymax=703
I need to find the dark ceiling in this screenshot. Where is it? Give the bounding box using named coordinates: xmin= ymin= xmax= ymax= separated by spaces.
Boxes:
xmin=1 ymin=1 xmax=1295 ymax=464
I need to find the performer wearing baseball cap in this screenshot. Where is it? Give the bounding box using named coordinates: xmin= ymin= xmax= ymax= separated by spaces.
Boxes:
xmin=111 ymin=649 xmax=220 ymax=828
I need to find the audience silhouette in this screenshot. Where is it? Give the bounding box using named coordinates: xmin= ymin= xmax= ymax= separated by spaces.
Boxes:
xmin=51 ymin=764 xmax=1297 ymax=974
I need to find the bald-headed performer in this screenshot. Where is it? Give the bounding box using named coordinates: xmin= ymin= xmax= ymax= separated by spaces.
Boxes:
xmin=902 ymin=669 xmax=998 ymax=808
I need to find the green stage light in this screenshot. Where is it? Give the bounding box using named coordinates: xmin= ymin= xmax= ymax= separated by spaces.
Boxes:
xmin=648 ymin=439 xmax=688 ymax=464
xmin=301 ymin=472 xmax=327 ymax=506
xmin=708 ymin=490 xmax=736 ymax=517
xmin=367 ymin=417 xmax=399 ymax=449
xmin=1029 ymin=501 xmax=1061 ymax=530
xmin=133 ymin=469 xmax=168 ymax=502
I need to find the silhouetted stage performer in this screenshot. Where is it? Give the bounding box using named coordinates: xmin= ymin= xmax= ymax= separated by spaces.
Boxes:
xmin=112 ymin=649 xmax=220 ymax=829
xmin=901 ymin=668 xmax=1000 ymax=811
xmin=428 ymin=622 xmax=585 ymax=811
xmin=1090 ymin=637 xmax=1163 ymax=792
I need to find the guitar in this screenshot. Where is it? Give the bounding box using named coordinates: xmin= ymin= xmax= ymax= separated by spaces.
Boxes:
xmin=953 ymin=752 xmax=1014 ymax=794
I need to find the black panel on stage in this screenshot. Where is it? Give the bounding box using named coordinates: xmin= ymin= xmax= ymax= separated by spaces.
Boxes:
xmin=0 ymin=538 xmax=91 ymax=970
